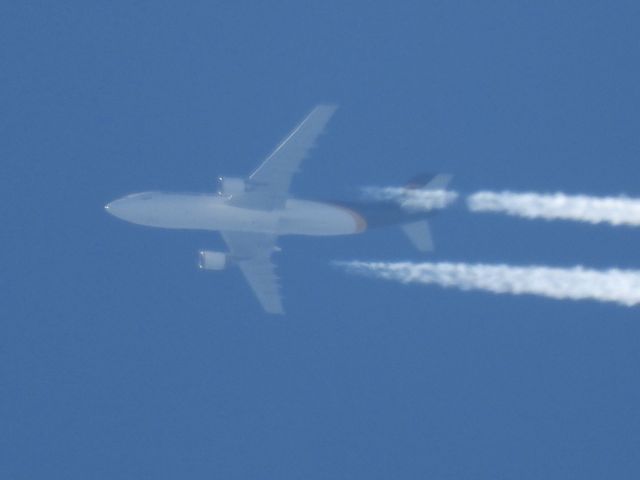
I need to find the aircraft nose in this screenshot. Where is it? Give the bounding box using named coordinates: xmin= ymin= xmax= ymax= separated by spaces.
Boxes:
xmin=104 ymin=199 xmax=124 ymax=218
xmin=104 ymin=193 xmax=153 ymax=223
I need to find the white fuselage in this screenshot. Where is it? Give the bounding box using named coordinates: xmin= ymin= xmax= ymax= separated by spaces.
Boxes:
xmin=104 ymin=192 xmax=366 ymax=236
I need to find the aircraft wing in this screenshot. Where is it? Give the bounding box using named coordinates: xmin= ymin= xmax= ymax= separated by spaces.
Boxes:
xmin=220 ymin=231 xmax=283 ymax=314
xmin=232 ymin=104 xmax=338 ymax=210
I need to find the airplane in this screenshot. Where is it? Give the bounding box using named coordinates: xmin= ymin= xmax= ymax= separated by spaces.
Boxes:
xmin=105 ymin=105 xmax=452 ymax=314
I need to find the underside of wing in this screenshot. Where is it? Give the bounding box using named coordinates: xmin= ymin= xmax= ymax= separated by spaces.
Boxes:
xmin=220 ymin=231 xmax=283 ymax=314
xmin=232 ymin=104 xmax=338 ymax=210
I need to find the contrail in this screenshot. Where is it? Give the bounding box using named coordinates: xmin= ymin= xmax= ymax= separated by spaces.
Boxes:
xmin=361 ymin=187 xmax=459 ymax=211
xmin=365 ymin=187 xmax=640 ymax=227
xmin=336 ymin=261 xmax=640 ymax=307
xmin=467 ymin=191 xmax=640 ymax=227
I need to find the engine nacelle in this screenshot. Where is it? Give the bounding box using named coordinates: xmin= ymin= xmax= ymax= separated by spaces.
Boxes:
xmin=198 ymin=250 xmax=228 ymax=270
xmin=217 ymin=176 xmax=245 ymax=198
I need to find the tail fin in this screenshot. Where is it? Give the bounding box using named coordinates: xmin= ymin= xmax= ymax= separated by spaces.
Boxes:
xmin=402 ymin=220 xmax=434 ymax=252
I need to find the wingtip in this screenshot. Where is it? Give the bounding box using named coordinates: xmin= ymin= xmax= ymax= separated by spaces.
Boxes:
xmin=315 ymin=103 xmax=339 ymax=113
xmin=266 ymin=307 xmax=286 ymax=315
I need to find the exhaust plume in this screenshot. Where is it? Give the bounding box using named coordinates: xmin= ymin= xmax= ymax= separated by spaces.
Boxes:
xmin=468 ymin=191 xmax=640 ymax=227
xmin=336 ymin=261 xmax=640 ymax=307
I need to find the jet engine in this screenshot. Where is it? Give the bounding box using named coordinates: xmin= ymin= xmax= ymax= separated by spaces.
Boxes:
xmin=198 ymin=250 xmax=228 ymax=270
xmin=217 ymin=176 xmax=245 ymax=197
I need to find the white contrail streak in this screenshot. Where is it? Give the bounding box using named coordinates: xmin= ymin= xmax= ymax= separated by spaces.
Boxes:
xmin=468 ymin=191 xmax=640 ymax=227
xmin=361 ymin=187 xmax=459 ymax=211
xmin=336 ymin=261 xmax=640 ymax=307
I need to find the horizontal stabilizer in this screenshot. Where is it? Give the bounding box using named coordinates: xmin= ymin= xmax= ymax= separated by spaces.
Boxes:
xmin=405 ymin=173 xmax=453 ymax=191
xmin=402 ymin=220 xmax=434 ymax=252
xmin=424 ymin=174 xmax=453 ymax=191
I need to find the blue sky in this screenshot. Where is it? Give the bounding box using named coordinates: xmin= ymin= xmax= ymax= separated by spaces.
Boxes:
xmin=2 ymin=1 xmax=640 ymax=478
